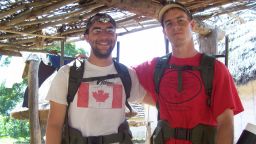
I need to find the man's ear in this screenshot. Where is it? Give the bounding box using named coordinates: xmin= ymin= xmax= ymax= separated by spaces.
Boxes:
xmin=162 ymin=28 xmax=168 ymax=39
xmin=84 ymin=34 xmax=89 ymax=42
xmin=190 ymin=19 xmax=196 ymax=29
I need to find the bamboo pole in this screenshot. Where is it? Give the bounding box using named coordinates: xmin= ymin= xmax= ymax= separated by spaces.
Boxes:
xmin=17 ymin=3 xmax=104 ymax=27
xmin=28 ymin=59 xmax=41 ymax=144
xmin=2 ymin=0 xmax=79 ymax=27
xmin=0 ymin=1 xmax=49 ymax=20
xmin=0 ymin=42 xmax=28 ymax=49
xmin=0 ymin=29 xmax=65 ymax=39
xmin=102 ymin=0 xmax=160 ymax=18
xmin=0 ymin=49 xmax=22 ymax=57
xmin=24 ymin=6 xmax=108 ymax=34
xmin=60 ymin=40 xmax=65 ymax=66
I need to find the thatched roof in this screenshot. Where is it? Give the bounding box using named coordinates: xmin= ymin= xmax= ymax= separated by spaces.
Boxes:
xmin=0 ymin=0 xmax=256 ymax=56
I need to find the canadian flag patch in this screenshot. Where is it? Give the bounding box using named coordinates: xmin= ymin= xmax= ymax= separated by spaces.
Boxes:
xmin=77 ymin=83 xmax=123 ymax=109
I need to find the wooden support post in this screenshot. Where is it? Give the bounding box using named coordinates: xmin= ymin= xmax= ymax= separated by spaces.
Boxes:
xmin=165 ymin=38 xmax=169 ymax=54
xmin=198 ymin=27 xmax=218 ymax=55
xmin=60 ymin=40 xmax=65 ymax=66
xmin=116 ymin=41 xmax=120 ymax=63
xmin=225 ymin=35 xmax=229 ymax=67
xmin=145 ymin=105 xmax=152 ymax=144
xmin=28 ymin=59 xmax=41 ymax=144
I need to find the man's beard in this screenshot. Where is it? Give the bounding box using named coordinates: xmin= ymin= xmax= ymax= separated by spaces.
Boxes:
xmin=91 ymin=41 xmax=115 ymax=58
xmin=92 ymin=46 xmax=113 ymax=58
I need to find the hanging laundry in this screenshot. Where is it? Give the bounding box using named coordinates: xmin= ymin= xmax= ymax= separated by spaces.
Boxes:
xmin=47 ymin=54 xmax=74 ymax=69
xmin=22 ymin=61 xmax=56 ymax=107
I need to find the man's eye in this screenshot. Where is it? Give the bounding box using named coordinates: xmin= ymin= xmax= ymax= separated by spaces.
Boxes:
xmin=106 ymin=28 xmax=115 ymax=33
xmin=92 ymin=29 xmax=102 ymax=34
xmin=164 ymin=21 xmax=172 ymax=27
xmin=178 ymin=19 xmax=184 ymax=22
xmin=177 ymin=18 xmax=187 ymax=25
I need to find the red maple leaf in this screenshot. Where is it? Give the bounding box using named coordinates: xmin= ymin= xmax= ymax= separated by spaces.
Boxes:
xmin=92 ymin=90 xmax=109 ymax=102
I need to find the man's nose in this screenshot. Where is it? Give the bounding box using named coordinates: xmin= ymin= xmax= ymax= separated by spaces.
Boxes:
xmin=172 ymin=22 xmax=180 ymax=30
xmin=172 ymin=21 xmax=180 ymax=28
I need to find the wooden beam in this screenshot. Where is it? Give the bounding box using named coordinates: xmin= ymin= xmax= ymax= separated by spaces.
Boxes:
xmin=16 ymin=3 xmax=105 ymax=27
xmin=1 ymin=45 xmax=43 ymax=52
xmin=1 ymin=42 xmax=65 ymax=53
xmin=0 ymin=42 xmax=28 ymax=49
xmin=0 ymin=29 xmax=65 ymax=39
xmin=0 ymin=49 xmax=22 ymax=57
xmin=188 ymin=0 xmax=230 ymax=13
xmin=10 ymin=38 xmax=37 ymax=44
xmin=1 ymin=0 xmax=79 ymax=28
xmin=22 ymin=6 xmax=108 ymax=34
xmin=0 ymin=1 xmax=49 ymax=20
xmin=193 ymin=2 xmax=256 ymax=21
xmin=102 ymin=0 xmax=160 ymax=19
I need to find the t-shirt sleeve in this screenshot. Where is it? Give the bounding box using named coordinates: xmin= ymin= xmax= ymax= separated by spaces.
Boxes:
xmin=45 ymin=65 xmax=70 ymax=105
xmin=212 ymin=60 xmax=244 ymax=118
xmin=133 ymin=58 xmax=158 ymax=102
xmin=127 ymin=67 xmax=147 ymax=103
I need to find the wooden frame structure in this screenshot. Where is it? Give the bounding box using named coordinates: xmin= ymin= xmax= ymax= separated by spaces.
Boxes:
xmin=1 ymin=0 xmax=256 ymax=56
xmin=2 ymin=0 xmax=255 ymax=143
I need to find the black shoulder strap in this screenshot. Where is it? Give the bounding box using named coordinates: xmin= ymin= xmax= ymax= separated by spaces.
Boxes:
xmin=200 ymin=53 xmax=215 ymax=106
xmin=153 ymin=53 xmax=171 ymax=120
xmin=64 ymin=59 xmax=85 ymax=143
xmin=113 ymin=60 xmax=133 ymax=112
xmin=154 ymin=53 xmax=172 ymax=94
xmin=67 ymin=60 xmax=85 ymax=106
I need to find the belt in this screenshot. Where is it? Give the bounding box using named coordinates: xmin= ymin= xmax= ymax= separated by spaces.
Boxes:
xmin=156 ymin=120 xmax=216 ymax=143
xmin=84 ymin=133 xmax=124 ymax=144
xmin=65 ymin=126 xmax=131 ymax=144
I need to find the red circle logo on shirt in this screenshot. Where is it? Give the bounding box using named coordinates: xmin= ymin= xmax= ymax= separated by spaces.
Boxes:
xmin=159 ymin=70 xmax=202 ymax=104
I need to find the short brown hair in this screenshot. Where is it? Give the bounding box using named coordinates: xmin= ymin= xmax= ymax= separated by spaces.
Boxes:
xmin=84 ymin=13 xmax=116 ymax=34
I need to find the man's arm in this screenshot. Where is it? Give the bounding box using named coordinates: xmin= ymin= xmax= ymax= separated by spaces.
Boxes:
xmin=46 ymin=101 xmax=67 ymax=144
xmin=216 ymin=108 xmax=234 ymax=144
xmin=142 ymin=92 xmax=155 ymax=106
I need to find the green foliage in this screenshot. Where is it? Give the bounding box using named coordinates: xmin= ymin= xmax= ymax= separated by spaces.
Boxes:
xmin=45 ymin=42 xmax=87 ymax=57
xmin=0 ymin=81 xmax=26 ymax=115
xmin=0 ymin=80 xmax=29 ymax=140
xmin=0 ymin=56 xmax=11 ymax=66
xmin=0 ymin=115 xmax=29 ymax=140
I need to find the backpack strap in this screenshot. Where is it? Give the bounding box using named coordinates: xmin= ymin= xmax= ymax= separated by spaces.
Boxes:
xmin=200 ymin=53 xmax=215 ymax=106
xmin=154 ymin=53 xmax=172 ymax=94
xmin=113 ymin=60 xmax=133 ymax=113
xmin=153 ymin=53 xmax=172 ymax=120
xmin=81 ymin=74 xmax=120 ymax=83
xmin=67 ymin=60 xmax=85 ymax=106
xmin=63 ymin=59 xmax=85 ymax=144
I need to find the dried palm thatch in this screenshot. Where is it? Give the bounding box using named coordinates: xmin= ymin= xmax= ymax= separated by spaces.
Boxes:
xmin=0 ymin=0 xmax=255 ymax=56
xmin=11 ymin=107 xmax=49 ymax=125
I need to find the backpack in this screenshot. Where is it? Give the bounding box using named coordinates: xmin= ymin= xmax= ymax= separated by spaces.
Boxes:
xmin=153 ymin=53 xmax=215 ymax=107
xmin=62 ymin=59 xmax=133 ymax=144
xmin=151 ymin=53 xmax=216 ymax=144
xmin=67 ymin=59 xmax=133 ymax=111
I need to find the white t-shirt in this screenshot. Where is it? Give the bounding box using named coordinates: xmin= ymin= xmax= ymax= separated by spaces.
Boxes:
xmin=46 ymin=60 xmax=146 ymax=137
